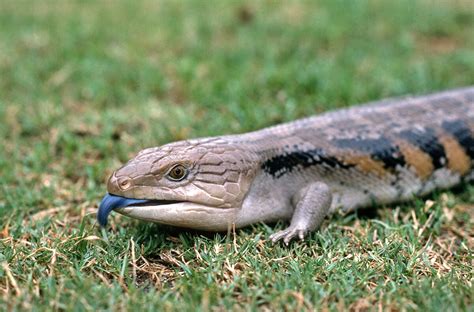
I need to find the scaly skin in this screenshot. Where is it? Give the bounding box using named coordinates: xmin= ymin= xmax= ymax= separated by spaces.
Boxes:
xmin=98 ymin=87 xmax=474 ymax=244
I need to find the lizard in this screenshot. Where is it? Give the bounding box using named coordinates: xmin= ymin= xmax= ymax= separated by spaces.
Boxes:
xmin=97 ymin=87 xmax=474 ymax=244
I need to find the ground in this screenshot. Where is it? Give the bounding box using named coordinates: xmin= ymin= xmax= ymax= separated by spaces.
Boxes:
xmin=0 ymin=1 xmax=473 ymax=310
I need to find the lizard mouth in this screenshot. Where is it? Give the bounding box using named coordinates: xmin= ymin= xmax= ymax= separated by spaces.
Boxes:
xmin=97 ymin=193 xmax=183 ymax=226
xmin=97 ymin=193 xmax=239 ymax=231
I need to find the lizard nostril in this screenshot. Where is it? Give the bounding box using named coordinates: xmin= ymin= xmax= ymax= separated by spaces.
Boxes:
xmin=118 ymin=177 xmax=132 ymax=190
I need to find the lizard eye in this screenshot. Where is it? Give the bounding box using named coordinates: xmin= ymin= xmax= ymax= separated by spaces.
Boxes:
xmin=166 ymin=164 xmax=188 ymax=181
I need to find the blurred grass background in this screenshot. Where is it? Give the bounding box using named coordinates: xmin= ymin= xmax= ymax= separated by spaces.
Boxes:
xmin=0 ymin=0 xmax=473 ymax=310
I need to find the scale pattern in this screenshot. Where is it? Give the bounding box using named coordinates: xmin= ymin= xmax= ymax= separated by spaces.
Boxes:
xmin=241 ymin=87 xmax=474 ymax=211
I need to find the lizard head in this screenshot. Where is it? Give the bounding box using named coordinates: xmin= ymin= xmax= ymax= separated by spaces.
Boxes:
xmin=97 ymin=139 xmax=258 ymax=231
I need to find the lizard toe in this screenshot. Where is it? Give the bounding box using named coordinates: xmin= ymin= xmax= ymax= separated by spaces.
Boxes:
xmin=269 ymin=230 xmax=288 ymax=244
xmin=270 ymin=227 xmax=307 ymax=245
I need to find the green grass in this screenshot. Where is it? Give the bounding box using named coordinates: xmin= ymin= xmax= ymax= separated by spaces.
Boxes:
xmin=1 ymin=0 xmax=473 ymax=310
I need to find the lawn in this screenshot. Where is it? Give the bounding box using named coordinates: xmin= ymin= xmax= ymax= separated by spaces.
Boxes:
xmin=0 ymin=0 xmax=473 ymax=310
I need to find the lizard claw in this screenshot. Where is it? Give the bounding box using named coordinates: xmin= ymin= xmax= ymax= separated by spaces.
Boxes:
xmin=270 ymin=227 xmax=306 ymax=245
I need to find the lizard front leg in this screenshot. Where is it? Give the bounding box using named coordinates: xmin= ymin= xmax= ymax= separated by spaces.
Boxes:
xmin=269 ymin=182 xmax=332 ymax=245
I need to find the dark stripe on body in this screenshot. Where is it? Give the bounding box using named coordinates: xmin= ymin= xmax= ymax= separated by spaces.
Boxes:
xmin=332 ymin=137 xmax=406 ymax=170
xmin=442 ymin=120 xmax=474 ymax=159
xmin=398 ymin=128 xmax=446 ymax=169
xmin=262 ymin=148 xmax=353 ymax=178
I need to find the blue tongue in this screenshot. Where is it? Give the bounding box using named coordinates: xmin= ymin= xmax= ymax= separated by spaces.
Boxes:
xmin=97 ymin=193 xmax=148 ymax=226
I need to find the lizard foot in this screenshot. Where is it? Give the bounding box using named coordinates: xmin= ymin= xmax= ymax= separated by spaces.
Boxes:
xmin=270 ymin=182 xmax=332 ymax=245
xmin=269 ymin=227 xmax=307 ymax=245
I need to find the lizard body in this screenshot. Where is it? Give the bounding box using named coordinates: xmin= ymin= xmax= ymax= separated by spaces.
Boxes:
xmin=98 ymin=87 xmax=474 ymax=243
